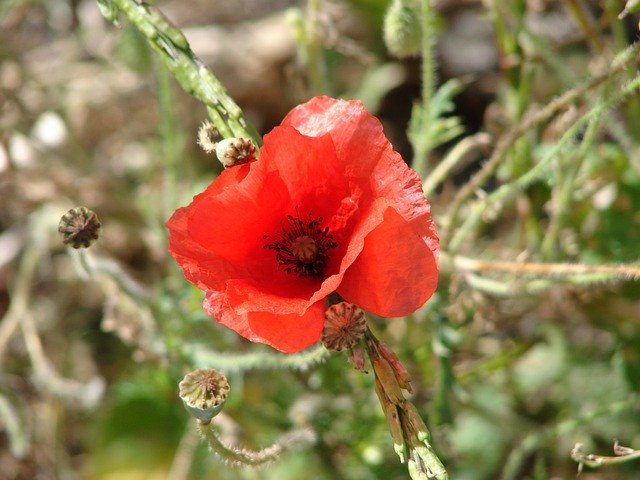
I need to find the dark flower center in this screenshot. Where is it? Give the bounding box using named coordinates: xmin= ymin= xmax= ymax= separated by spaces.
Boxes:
xmin=263 ymin=207 xmax=338 ymax=278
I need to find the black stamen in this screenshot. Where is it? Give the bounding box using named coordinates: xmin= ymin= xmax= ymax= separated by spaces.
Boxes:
xmin=263 ymin=207 xmax=338 ymax=278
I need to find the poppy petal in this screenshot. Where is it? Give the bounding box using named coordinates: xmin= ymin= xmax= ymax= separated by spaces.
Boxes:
xmin=204 ymin=291 xmax=324 ymax=353
xmin=338 ymin=207 xmax=438 ymax=317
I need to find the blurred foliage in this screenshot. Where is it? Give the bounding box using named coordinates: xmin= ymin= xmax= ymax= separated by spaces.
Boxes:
xmin=1 ymin=0 xmax=640 ymax=479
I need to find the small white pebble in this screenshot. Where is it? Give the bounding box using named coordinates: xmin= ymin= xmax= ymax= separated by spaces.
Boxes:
xmin=593 ymin=183 xmax=617 ymax=210
xmin=9 ymin=132 xmax=35 ymax=168
xmin=32 ymin=111 xmax=68 ymax=148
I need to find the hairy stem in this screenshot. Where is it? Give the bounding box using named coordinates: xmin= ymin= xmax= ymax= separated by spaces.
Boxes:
xmin=103 ymin=0 xmax=260 ymax=144
xmin=441 ymin=41 xmax=640 ymax=246
xmin=197 ymin=422 xmax=315 ymax=467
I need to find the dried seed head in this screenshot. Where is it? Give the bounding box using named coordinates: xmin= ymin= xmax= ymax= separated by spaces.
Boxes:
xmin=321 ymin=302 xmax=366 ymax=352
xmin=179 ymin=368 xmax=230 ymax=424
xmin=58 ymin=206 xmax=101 ymax=249
xmin=216 ymin=137 xmax=257 ymax=168
xmin=197 ymin=121 xmax=219 ymax=154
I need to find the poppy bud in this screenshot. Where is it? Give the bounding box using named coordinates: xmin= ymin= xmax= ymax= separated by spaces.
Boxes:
xmin=321 ymin=302 xmax=366 ymax=352
xmin=374 ymin=376 xmax=407 ymax=462
xmin=378 ymin=341 xmax=413 ymax=393
xmin=179 ymin=368 xmax=229 ymax=425
xmin=58 ymin=206 xmax=101 ymax=249
xmin=197 ymin=121 xmax=219 ymax=154
xmin=371 ymin=354 xmax=405 ymax=405
xmin=215 ymin=137 xmax=257 ymax=168
xmin=383 ymin=0 xmax=421 ymax=58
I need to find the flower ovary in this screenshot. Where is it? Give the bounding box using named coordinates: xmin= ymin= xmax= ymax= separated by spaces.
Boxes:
xmin=263 ymin=207 xmax=337 ymax=278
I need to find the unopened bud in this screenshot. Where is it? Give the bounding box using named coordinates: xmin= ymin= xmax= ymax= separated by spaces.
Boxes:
xmin=197 ymin=121 xmax=219 ymax=154
xmin=401 ymin=402 xmax=429 ymax=442
xmin=216 ymin=137 xmax=257 ymax=168
xmin=321 ymin=302 xmax=366 ymax=352
xmin=378 ymin=341 xmax=413 ymax=393
xmin=179 ymin=368 xmax=229 ymax=425
xmin=372 ymin=354 xmax=405 ymax=405
xmin=383 ymin=0 xmax=421 ymax=58
xmin=58 ymin=206 xmax=101 ymax=249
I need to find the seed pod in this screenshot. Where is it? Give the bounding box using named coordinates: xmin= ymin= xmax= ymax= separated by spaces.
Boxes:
xmin=216 ymin=137 xmax=257 ymax=168
xmin=179 ymin=368 xmax=230 ymax=425
xmin=321 ymin=302 xmax=366 ymax=352
xmin=58 ymin=206 xmax=101 ymax=249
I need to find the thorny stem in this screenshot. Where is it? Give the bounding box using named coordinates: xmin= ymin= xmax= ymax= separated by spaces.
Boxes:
xmin=503 ymin=396 xmax=640 ymax=478
xmin=184 ymin=342 xmax=330 ymax=373
xmin=306 ymin=0 xmax=328 ymax=94
xmin=540 ymin=111 xmax=602 ymax=259
xmin=411 ymin=0 xmax=438 ymax=178
xmin=447 ymin=67 xmax=640 ymax=252
xmin=422 ymin=132 xmax=492 ymax=196
xmin=441 ymin=41 xmax=640 ymax=247
xmin=572 ymin=441 xmax=640 ymax=471
xmin=102 ymin=0 xmax=261 ymax=145
xmin=197 ymin=421 xmax=315 ymax=467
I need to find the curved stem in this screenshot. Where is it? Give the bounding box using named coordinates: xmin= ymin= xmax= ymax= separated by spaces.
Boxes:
xmin=197 ymin=421 xmax=314 ymax=467
xmin=184 ymin=342 xmax=330 ymax=373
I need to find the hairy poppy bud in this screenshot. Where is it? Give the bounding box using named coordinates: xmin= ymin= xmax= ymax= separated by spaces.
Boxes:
xmin=58 ymin=206 xmax=101 ymax=249
xmin=179 ymin=368 xmax=230 ymax=425
xmin=216 ymin=137 xmax=257 ymax=168
xmin=383 ymin=0 xmax=421 ymax=58
xmin=321 ymin=302 xmax=366 ymax=352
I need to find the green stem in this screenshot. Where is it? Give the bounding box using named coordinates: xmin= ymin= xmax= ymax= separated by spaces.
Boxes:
xmin=197 ymin=422 xmax=314 ymax=467
xmin=184 ymin=342 xmax=330 ymax=373
xmin=422 ymin=133 xmax=491 ymax=196
xmin=306 ymin=0 xmax=327 ymax=94
xmin=563 ymin=0 xmax=603 ymax=53
xmin=156 ymin=62 xmax=181 ymax=221
xmin=448 ymin=70 xmax=640 ymax=253
xmin=104 ymin=0 xmax=260 ymax=144
xmin=540 ymin=111 xmax=602 ymax=259
xmin=411 ymin=0 xmax=437 ymax=178
xmin=441 ymin=41 xmax=640 ymax=247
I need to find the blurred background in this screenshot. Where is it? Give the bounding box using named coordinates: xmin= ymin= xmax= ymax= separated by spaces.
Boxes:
xmin=1 ymin=0 xmax=640 ymax=479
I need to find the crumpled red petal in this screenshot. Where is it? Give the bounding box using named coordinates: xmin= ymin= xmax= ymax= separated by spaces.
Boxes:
xmin=204 ymin=291 xmax=325 ymax=353
xmin=167 ymin=96 xmax=440 ymax=352
xmin=283 ymin=96 xmax=440 ymax=314
xmin=338 ymin=207 xmax=438 ymax=316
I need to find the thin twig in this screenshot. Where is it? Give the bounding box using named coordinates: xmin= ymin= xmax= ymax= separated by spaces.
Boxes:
xmin=447 ymin=69 xmax=640 ymax=252
xmin=572 ymin=441 xmax=640 ymax=470
xmin=422 ymin=132 xmax=492 ymax=196
xmin=441 ymin=41 xmax=640 ymax=245
xmin=447 ymin=254 xmax=640 ymax=280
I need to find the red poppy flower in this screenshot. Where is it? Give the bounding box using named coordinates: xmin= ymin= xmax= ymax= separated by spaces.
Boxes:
xmin=167 ymin=96 xmax=439 ymax=353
